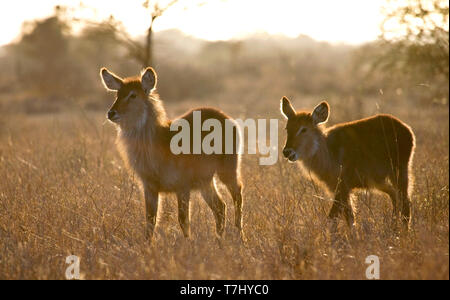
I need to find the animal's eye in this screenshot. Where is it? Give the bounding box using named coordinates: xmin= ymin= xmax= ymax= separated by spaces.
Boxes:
xmin=297 ymin=127 xmax=307 ymax=135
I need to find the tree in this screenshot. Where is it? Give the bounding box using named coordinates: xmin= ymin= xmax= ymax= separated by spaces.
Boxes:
xmin=14 ymin=6 xmax=74 ymax=96
xmin=141 ymin=0 xmax=178 ymax=67
xmin=75 ymin=0 xmax=213 ymax=68
xmin=379 ymin=0 xmax=449 ymax=79
xmin=381 ymin=0 xmax=449 ymax=45
xmin=80 ymin=0 xmax=179 ymax=68
xmin=356 ymin=0 xmax=449 ymax=103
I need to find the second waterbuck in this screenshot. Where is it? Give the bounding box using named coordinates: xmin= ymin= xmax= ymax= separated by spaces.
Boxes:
xmin=280 ymin=97 xmax=415 ymax=229
xmin=100 ymin=67 xmax=243 ymax=239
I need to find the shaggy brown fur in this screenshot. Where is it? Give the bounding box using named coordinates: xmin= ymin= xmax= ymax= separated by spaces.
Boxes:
xmin=280 ymin=96 xmax=415 ymax=228
xmin=100 ymin=67 xmax=243 ymax=239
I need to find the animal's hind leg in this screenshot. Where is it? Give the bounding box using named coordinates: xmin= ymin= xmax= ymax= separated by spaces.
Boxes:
xmin=219 ymin=173 xmax=244 ymax=239
xmin=200 ymin=180 xmax=226 ymax=238
xmin=342 ymin=198 xmax=355 ymax=229
xmin=378 ymin=182 xmax=400 ymax=220
xmin=398 ymin=167 xmax=412 ymax=229
xmin=176 ymin=190 xmax=191 ymax=238
xmin=390 ymin=165 xmax=412 ymax=229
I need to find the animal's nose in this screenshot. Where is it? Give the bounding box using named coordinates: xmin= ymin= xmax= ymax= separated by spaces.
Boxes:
xmin=283 ymin=148 xmax=294 ymax=158
xmin=108 ymin=110 xmax=117 ymax=120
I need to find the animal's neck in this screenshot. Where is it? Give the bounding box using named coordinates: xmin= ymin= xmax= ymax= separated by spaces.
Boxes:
xmin=302 ymin=133 xmax=339 ymax=189
xmin=119 ymin=97 xmax=169 ymax=143
xmin=117 ymin=105 xmax=169 ymax=178
xmin=117 ymin=98 xmax=170 ymax=173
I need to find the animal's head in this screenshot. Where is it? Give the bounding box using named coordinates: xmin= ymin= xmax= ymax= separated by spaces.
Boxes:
xmin=280 ymin=96 xmax=329 ymax=162
xmin=100 ymin=67 xmax=158 ymax=129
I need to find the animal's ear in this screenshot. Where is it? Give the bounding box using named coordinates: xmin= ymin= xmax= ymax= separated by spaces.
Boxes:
xmin=141 ymin=67 xmax=157 ymax=94
xmin=100 ymin=68 xmax=123 ymax=91
xmin=280 ymin=96 xmax=296 ymax=120
xmin=312 ymin=101 xmax=330 ymax=125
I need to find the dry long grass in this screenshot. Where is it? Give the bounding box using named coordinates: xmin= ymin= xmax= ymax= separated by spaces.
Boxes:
xmin=0 ymin=97 xmax=448 ymax=279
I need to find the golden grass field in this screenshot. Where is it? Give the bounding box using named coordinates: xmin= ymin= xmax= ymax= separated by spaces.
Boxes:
xmin=0 ymin=94 xmax=448 ymax=280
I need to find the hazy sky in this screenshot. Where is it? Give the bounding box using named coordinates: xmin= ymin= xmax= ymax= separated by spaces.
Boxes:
xmin=0 ymin=0 xmax=385 ymax=46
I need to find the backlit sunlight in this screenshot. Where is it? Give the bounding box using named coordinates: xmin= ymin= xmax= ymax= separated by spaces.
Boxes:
xmin=0 ymin=0 xmax=385 ymax=45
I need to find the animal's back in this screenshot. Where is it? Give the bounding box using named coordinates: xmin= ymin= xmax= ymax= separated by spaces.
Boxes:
xmin=154 ymin=107 xmax=241 ymax=190
xmin=325 ymin=114 xmax=415 ymax=186
xmin=169 ymin=106 xmax=240 ymax=158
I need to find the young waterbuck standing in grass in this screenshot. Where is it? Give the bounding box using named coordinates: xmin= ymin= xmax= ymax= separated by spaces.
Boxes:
xmin=100 ymin=67 xmax=243 ymax=239
xmin=280 ymin=97 xmax=415 ymax=229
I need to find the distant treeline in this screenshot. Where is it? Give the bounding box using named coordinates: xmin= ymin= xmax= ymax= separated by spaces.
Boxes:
xmin=0 ymin=7 xmax=448 ymax=113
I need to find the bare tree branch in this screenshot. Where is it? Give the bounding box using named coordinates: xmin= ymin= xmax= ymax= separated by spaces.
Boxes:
xmin=73 ymin=0 xmax=215 ymax=67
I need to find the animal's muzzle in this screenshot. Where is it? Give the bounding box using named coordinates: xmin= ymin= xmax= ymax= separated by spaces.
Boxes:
xmin=283 ymin=148 xmax=298 ymax=161
xmin=107 ymin=110 xmax=118 ymax=121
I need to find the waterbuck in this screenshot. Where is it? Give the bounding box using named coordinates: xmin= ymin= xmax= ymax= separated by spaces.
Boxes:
xmin=280 ymin=96 xmax=415 ymax=229
xmin=100 ymin=67 xmax=243 ymax=239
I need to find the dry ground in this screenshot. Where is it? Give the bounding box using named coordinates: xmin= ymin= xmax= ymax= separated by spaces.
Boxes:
xmin=0 ymin=95 xmax=448 ymax=279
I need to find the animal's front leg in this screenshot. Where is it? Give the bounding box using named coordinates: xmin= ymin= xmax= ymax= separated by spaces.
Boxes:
xmin=144 ymin=184 xmax=159 ymax=239
xmin=176 ymin=190 xmax=191 ymax=238
xmin=328 ymin=183 xmax=352 ymax=232
xmin=327 ymin=200 xmax=341 ymax=234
